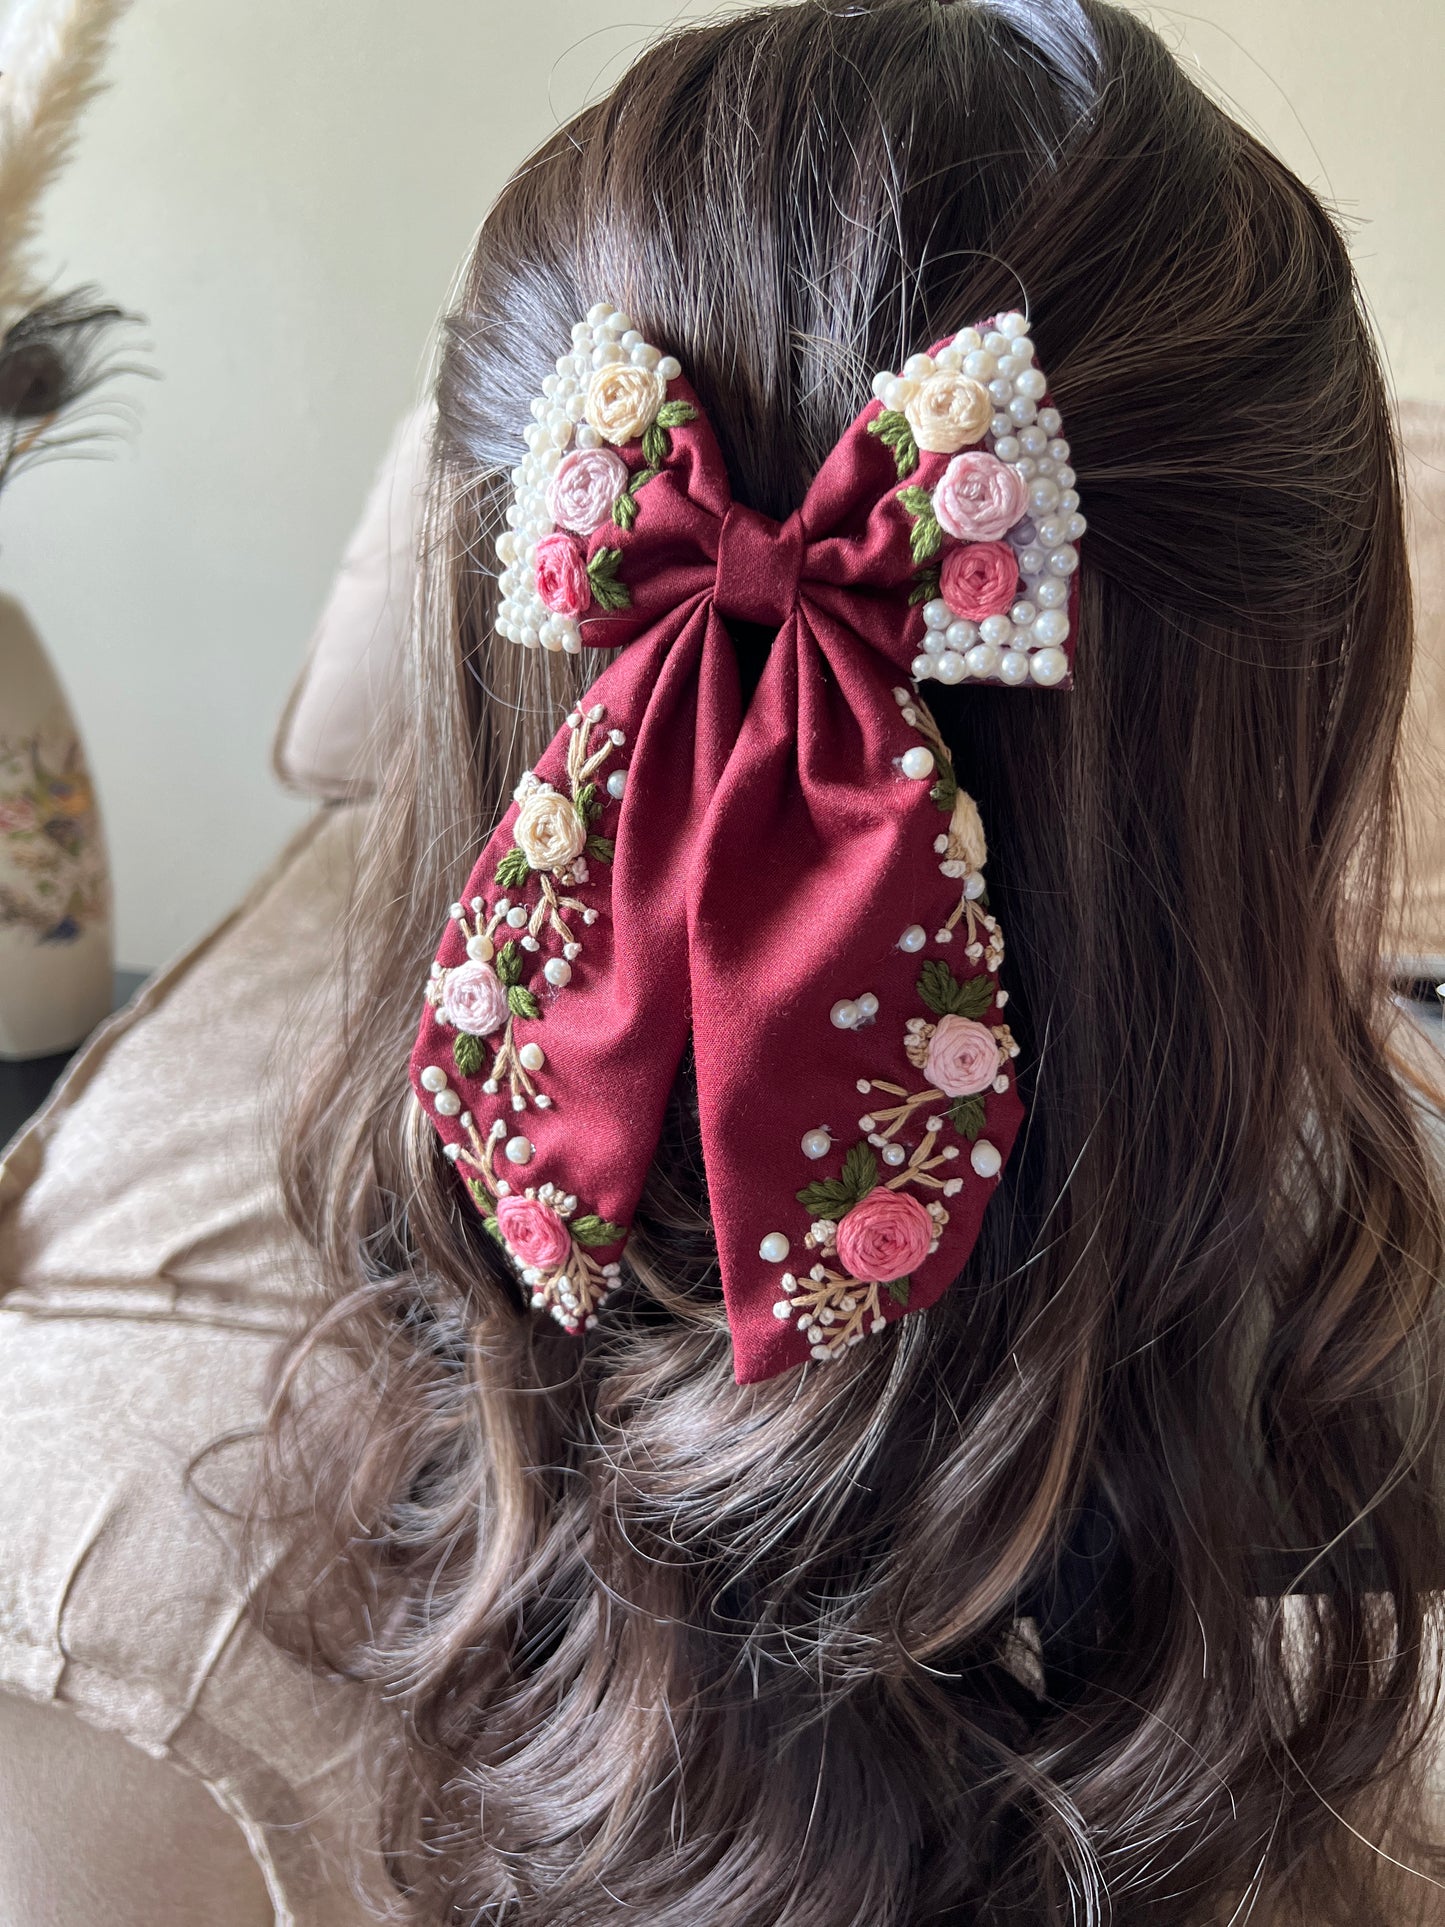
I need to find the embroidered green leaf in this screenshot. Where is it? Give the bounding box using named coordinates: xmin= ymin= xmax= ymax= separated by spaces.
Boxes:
xmin=949 ymin=1095 xmax=986 ymax=1140
xmin=795 ymin=1177 xmax=859 ymax=1221
xmin=574 ymin=781 xmax=601 ymax=822
xmin=641 ymin=420 xmax=669 ymax=468
xmin=908 ymin=509 xmax=943 ymax=564
xmin=586 ymin=834 xmax=615 ymax=863
xmin=656 ymin=400 xmax=696 ymax=429
xmin=930 ymin=768 xmax=958 ymax=813
xmin=570 ymin=1213 xmax=627 ymax=1248
xmin=494 ymin=845 xmax=531 ymax=888
xmin=917 ymin=958 xmax=997 ymax=1021
xmin=897 ymin=486 xmax=934 ymax=516
xmin=800 ymin=1139 xmax=883 ymax=1219
xmin=494 ymin=940 xmax=522 ymax=987
xmin=612 ymin=489 xmax=640 ymax=532
xmin=507 ymin=984 xmax=540 ymax=1020
xmin=453 ymin=1032 xmax=485 ymax=1078
xmin=840 ymin=1140 xmax=879 ymax=1200
xmin=917 ymin=958 xmax=961 ymax=1017
xmin=587 ymin=546 xmax=630 ymax=612
xmin=951 ymin=974 xmax=996 ymax=1020
xmin=908 ymin=568 xmax=941 ymax=607
xmin=868 ymin=408 xmax=919 ymax=480
xmin=888 ymin=1275 xmax=912 ymax=1309
xmin=481 ymin=1212 xmax=505 ymax=1246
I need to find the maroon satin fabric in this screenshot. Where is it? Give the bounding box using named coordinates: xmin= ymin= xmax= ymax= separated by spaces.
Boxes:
xmin=410 ymin=353 xmax=1058 ymax=1381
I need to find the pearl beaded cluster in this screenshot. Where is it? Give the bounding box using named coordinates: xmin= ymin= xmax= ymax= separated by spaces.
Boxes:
xmin=869 ymin=312 xmax=1085 ymax=689
xmin=494 ymin=303 xmax=680 ymax=652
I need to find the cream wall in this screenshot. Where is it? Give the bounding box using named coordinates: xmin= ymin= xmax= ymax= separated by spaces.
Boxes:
xmin=1 ymin=0 xmax=1441 ymax=966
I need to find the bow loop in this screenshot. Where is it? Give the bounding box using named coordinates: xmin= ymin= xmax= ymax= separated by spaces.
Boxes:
xmin=413 ymin=307 xmax=1082 ymax=1380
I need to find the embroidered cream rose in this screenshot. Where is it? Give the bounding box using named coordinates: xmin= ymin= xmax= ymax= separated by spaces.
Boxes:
xmin=514 ymin=786 xmax=587 ymax=873
xmin=584 ymin=364 xmax=666 ymax=446
xmin=946 ymin=790 xmax=987 ymax=871
xmin=904 ymin=373 xmax=992 ymax=455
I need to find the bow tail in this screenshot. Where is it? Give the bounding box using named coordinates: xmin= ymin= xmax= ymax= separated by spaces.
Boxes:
xmin=687 ymin=609 xmax=1025 ymax=1382
xmin=410 ymin=603 xmax=739 ymax=1334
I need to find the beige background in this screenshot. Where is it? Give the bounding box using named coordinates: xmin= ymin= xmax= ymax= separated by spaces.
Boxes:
xmin=0 ymin=0 xmax=1441 ymax=967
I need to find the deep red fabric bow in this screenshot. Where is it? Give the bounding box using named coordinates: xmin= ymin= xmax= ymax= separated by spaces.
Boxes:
xmin=410 ymin=315 xmax=1078 ymax=1381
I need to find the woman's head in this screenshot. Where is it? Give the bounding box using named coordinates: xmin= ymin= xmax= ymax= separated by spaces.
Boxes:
xmin=264 ymin=3 xmax=1445 ymax=1922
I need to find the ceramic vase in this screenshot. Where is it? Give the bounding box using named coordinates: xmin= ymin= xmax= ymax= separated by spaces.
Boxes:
xmin=0 ymin=592 xmax=112 ymax=1058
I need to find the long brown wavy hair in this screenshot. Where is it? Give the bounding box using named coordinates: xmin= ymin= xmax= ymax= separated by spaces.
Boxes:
xmin=257 ymin=2 xmax=1445 ymax=1921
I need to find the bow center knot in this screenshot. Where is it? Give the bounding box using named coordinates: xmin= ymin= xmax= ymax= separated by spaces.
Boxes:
xmin=713 ymin=503 xmax=804 ymax=628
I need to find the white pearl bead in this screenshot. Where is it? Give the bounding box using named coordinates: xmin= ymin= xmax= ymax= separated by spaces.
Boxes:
xmin=544 ymin=958 xmax=572 ymax=987
xmin=630 ymin=343 xmax=660 ymax=369
xmin=1048 ymin=440 xmax=1071 ymax=464
xmin=900 ymin=746 xmax=935 ymax=781
xmin=504 ymin=1135 xmax=533 ymax=1166
xmin=856 ymin=992 xmax=879 ymax=1020
xmin=585 ymin=301 xmax=609 ymax=324
xmin=998 ymin=311 xmax=1028 ymax=337
xmin=934 ymin=347 xmax=962 ymax=372
xmin=963 ymin=350 xmax=997 ymax=381
xmin=1029 ymin=478 xmax=1061 ymax=515
xmin=922 ymin=597 xmax=952 ymax=630
xmin=1035 ymin=516 xmax=1067 ymax=549
xmin=1008 ymin=396 xmax=1038 ymax=425
xmin=899 ymin=924 xmax=927 ymax=953
xmin=1038 ymin=406 xmax=1062 ymax=434
xmin=903 ymin=353 xmax=935 ymax=380
xmin=987 ymin=377 xmax=1012 ymax=406
xmin=934 ymin=650 xmax=966 ymax=684
xmin=1048 ymin=544 xmax=1079 ymax=576
xmin=1015 ymin=368 xmax=1048 ymax=400
xmin=657 ymin=355 xmax=681 ymax=380
xmin=970 ymin=1139 xmax=1002 ymax=1178
xmin=1017 ymin=547 xmax=1045 ymax=577
xmin=944 ymin=619 xmax=977 ymax=652
xmin=506 ymin=905 xmax=528 ymax=928
xmin=1010 ymin=600 xmax=1036 ymax=626
xmin=802 ymin=1128 xmax=832 ymax=1160
xmin=420 ymin=1065 xmax=448 ymax=1093
xmin=1059 ymin=485 xmax=1080 ymax=511
xmin=998 ymin=650 xmax=1030 ymax=686
xmin=759 ymin=1232 xmax=790 ymax=1263
xmin=518 ymin=1042 xmax=545 ymax=1072
xmin=964 ymin=641 xmax=1000 ymax=680
xmin=572 ymin=319 xmax=594 ymax=344
xmin=466 ymin=933 xmax=494 ymax=963
xmin=954 ymin=327 xmax=983 ymax=352
xmin=830 ymin=998 xmax=860 ymax=1029
xmin=607 ymin=769 xmax=627 ymax=799
xmin=984 ymin=331 xmax=1011 ymax=357
xmin=1020 ymin=425 xmax=1048 ymax=456
xmin=910 ymin=653 xmax=934 ymax=680
xmin=882 ymin=1143 xmax=907 ymax=1167
xmin=1067 ymin=513 xmax=1087 ymax=541
xmin=871 ymin=370 xmax=892 ymax=400
xmin=979 ymin=614 xmax=1013 ymax=647
xmin=1031 ymin=607 xmax=1070 ymax=647
xmin=882 ymin=376 xmax=916 ymax=411
xmin=990 ymin=412 xmax=1013 ymax=440
xmin=1035 ymin=576 xmax=1068 ymax=609
xmin=992 ymin=435 xmax=1021 ymax=464
xmin=1030 ymin=647 xmax=1069 ymax=686
xmin=435 ymin=1090 xmax=462 ymax=1117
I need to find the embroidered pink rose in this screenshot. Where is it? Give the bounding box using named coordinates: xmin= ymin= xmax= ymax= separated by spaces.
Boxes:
xmin=933 ymin=452 xmax=1030 ymax=542
xmin=924 ymin=1014 xmax=1000 ymax=1097
xmin=534 ymin=533 xmax=591 ymax=618
xmin=440 ymin=960 xmax=509 ymax=1037
xmin=940 ymin=540 xmax=1018 ymax=622
xmin=834 ymin=1186 xmax=934 ymax=1283
xmin=496 ymin=1194 xmax=572 ymax=1271
xmin=547 ymin=448 xmax=629 ymax=535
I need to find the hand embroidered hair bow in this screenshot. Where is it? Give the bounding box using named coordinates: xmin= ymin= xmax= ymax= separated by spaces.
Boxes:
xmin=409 ymin=303 xmax=1084 ymax=1382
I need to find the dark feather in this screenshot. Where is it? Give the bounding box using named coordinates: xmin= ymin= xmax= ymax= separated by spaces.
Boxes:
xmin=0 ymin=284 xmax=148 ymax=495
